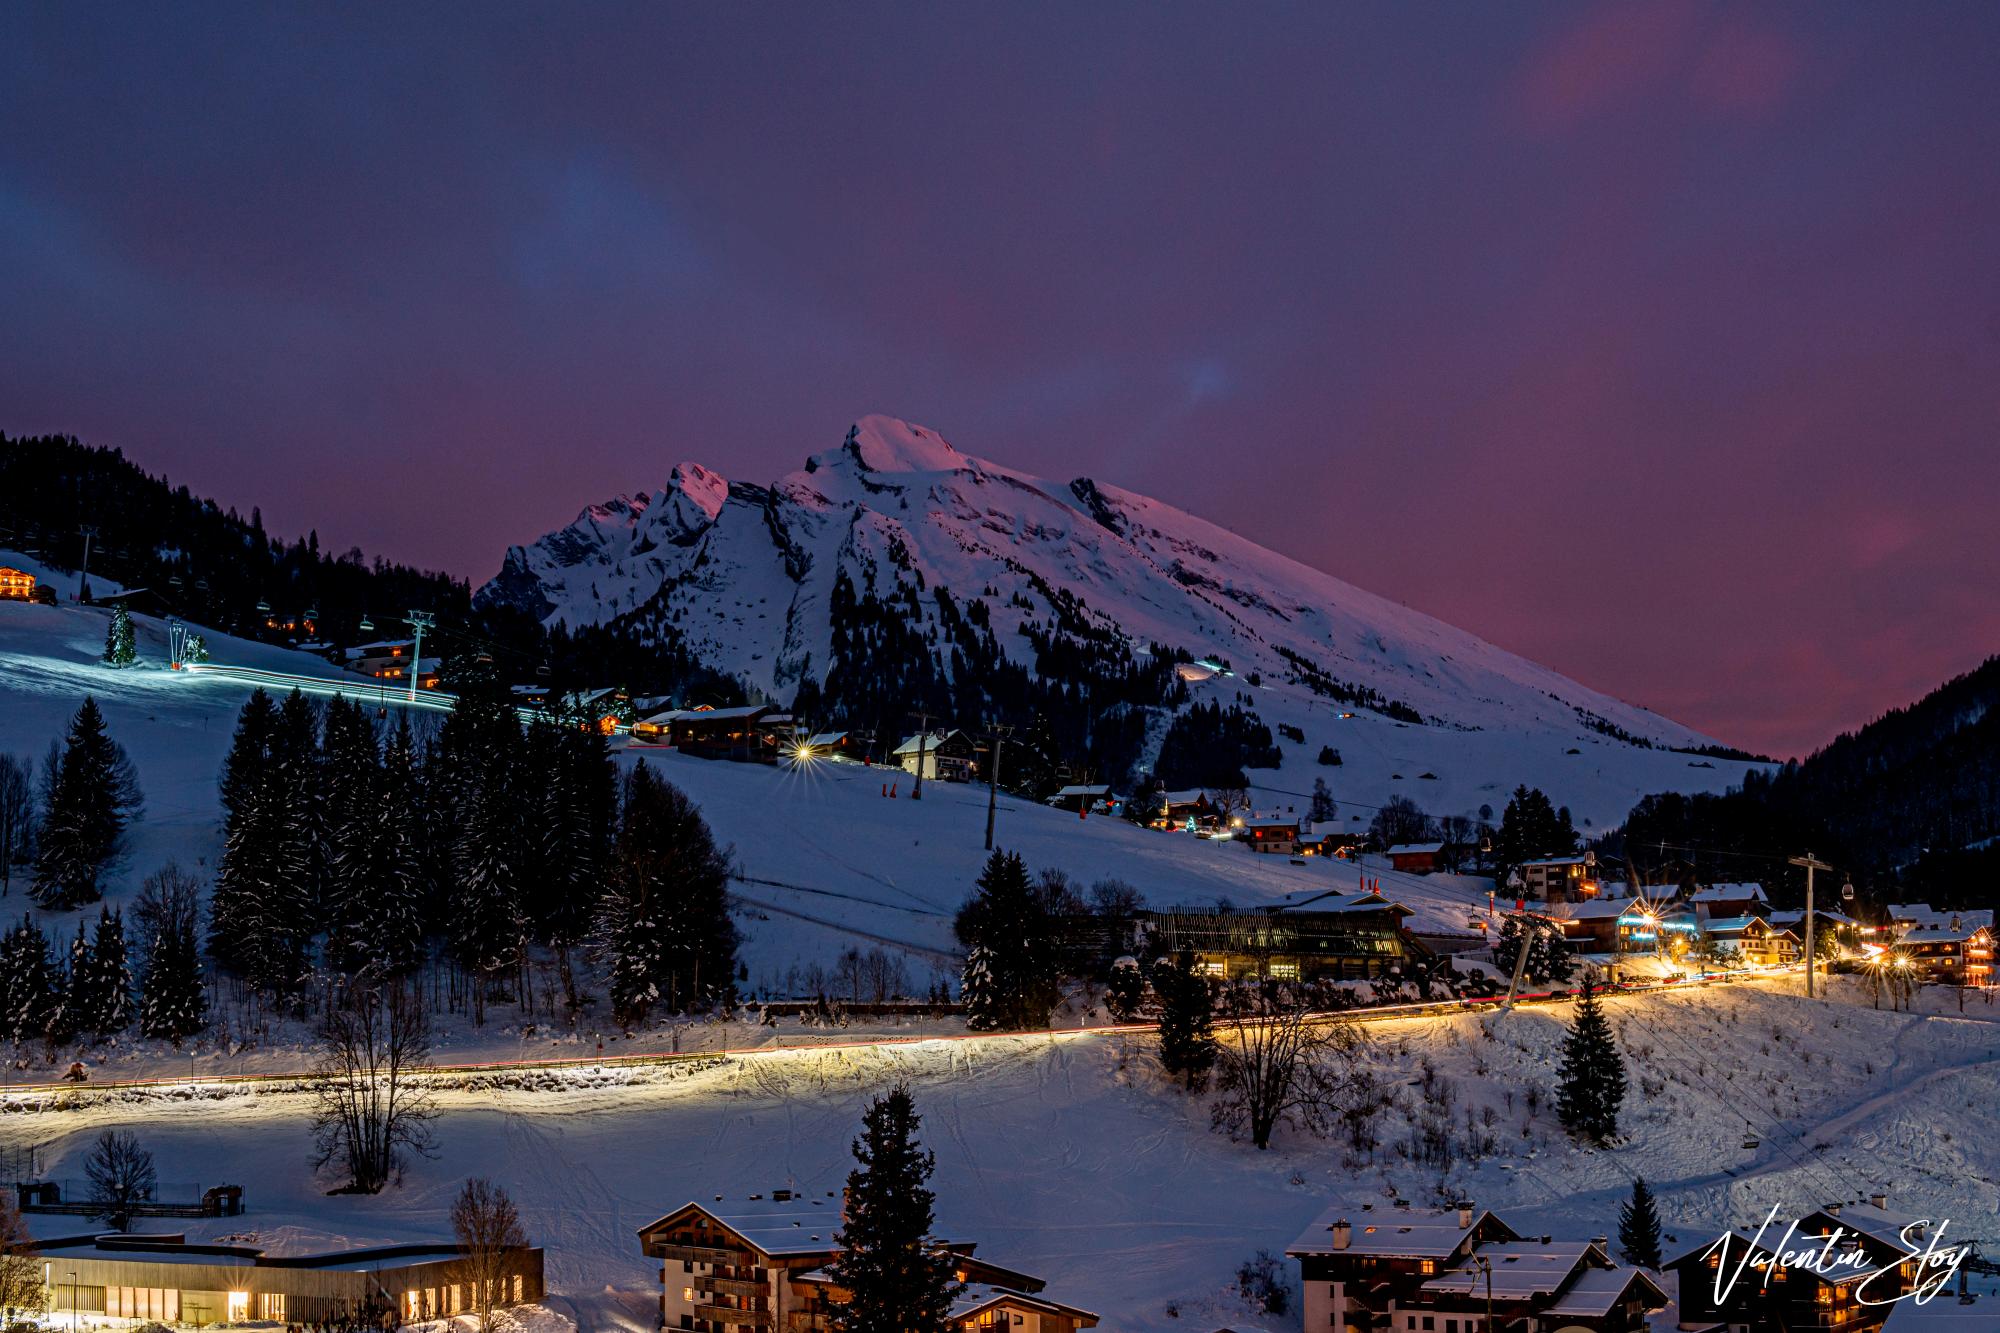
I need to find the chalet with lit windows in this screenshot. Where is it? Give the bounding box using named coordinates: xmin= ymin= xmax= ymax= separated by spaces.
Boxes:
xmin=636 ymin=1194 xmax=1094 ymax=1333
xmin=1046 ymin=783 xmax=1113 ymax=814
xmin=342 ymin=639 xmax=443 ymax=690
xmin=1288 ymin=1199 xmax=1666 ymax=1333
xmin=26 ymin=1233 xmax=542 ymax=1327
xmin=0 ymin=566 xmax=36 ymax=601
xmin=1385 ymin=842 xmax=1445 ymax=874
xmin=1665 ymin=1205 xmax=1916 ymax=1333
xmin=1555 ymin=899 xmax=1652 ymax=954
xmin=1241 ymin=815 xmax=1301 ymax=854
xmin=1899 ymin=921 xmax=1994 ymax=986
xmin=895 ymin=730 xmax=980 ymax=783
xmin=1156 ymin=789 xmax=1213 ymax=830
xmin=798 ymin=730 xmax=870 ymax=763
xmin=1518 ymin=855 xmax=1597 ymax=903
xmin=631 ymin=705 xmax=792 ymax=761
xmin=1701 ymin=914 xmax=1798 ymax=967
xmin=1139 ymin=889 xmax=1425 ymax=982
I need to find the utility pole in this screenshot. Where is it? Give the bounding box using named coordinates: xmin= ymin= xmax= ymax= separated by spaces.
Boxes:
xmin=404 ymin=611 xmax=436 ymax=704
xmin=76 ymin=525 xmax=98 ymax=602
xmin=982 ymin=724 xmax=1012 ymax=851
xmin=1789 ymin=852 xmax=1832 ymax=998
xmin=907 ymin=709 xmax=933 ymax=801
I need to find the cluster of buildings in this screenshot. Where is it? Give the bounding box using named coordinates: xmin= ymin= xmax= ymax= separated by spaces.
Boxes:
xmin=1291 ymin=1192 xmax=1960 ymax=1333
xmin=638 ymin=1192 xmax=1096 ymax=1333
xmin=0 ymin=563 xmax=49 ymax=602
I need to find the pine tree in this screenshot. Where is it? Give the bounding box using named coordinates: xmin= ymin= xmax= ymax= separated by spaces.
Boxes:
xmin=208 ymin=691 xmax=307 ymax=994
xmin=1309 ymin=777 xmax=1337 ymax=824
xmin=319 ymin=697 xmax=383 ymax=973
xmin=102 ymin=603 xmax=137 ymax=667
xmin=363 ymin=716 xmax=427 ymax=976
xmin=591 ymin=762 xmax=737 ymax=1027
xmin=31 ymin=697 xmax=143 ymax=910
xmin=952 ymin=850 xmax=1060 ymax=1030
xmin=1494 ymin=914 xmax=1575 ymax=985
xmin=138 ymin=864 xmax=208 ymax=1044
xmin=0 ymin=917 xmax=59 ymax=1044
xmin=960 ymin=946 xmax=1002 ymax=1031
xmin=1154 ymin=947 xmax=1216 ymax=1089
xmin=1104 ymin=956 xmax=1145 ymax=1021
xmin=50 ymin=921 xmax=91 ymax=1046
xmin=1555 ymin=975 xmax=1626 ymax=1145
xmin=86 ymin=907 xmax=133 ymax=1036
xmin=1618 ymin=1176 xmax=1663 ymax=1269
xmin=826 ymin=1085 xmax=961 ymax=1333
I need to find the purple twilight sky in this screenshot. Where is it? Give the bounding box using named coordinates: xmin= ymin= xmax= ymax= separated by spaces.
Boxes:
xmin=4 ymin=2 xmax=1997 ymax=759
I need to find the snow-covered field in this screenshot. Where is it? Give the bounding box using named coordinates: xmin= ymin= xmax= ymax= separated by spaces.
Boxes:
xmin=6 ymin=982 xmax=1997 ymax=1332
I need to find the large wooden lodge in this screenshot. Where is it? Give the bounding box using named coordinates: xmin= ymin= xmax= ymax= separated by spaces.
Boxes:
xmin=1139 ymin=889 xmax=1426 ymax=982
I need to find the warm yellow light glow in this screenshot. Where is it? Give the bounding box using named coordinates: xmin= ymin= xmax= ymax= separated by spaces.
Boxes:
xmin=227 ymin=1292 xmax=249 ymax=1321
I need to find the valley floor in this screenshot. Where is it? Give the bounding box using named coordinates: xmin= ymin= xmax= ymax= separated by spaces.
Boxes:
xmin=6 ymin=981 xmax=1997 ymax=1333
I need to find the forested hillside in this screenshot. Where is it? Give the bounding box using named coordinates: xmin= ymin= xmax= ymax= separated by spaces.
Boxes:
xmin=0 ymin=433 xmax=469 ymax=646
xmin=1608 ymin=655 xmax=2000 ymax=909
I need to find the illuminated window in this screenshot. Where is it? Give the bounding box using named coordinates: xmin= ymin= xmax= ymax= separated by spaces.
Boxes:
xmin=227 ymin=1291 xmax=250 ymax=1321
xmin=1420 ymin=1260 xmax=1437 ymax=1275
xmin=261 ymin=1293 xmax=287 ymax=1321
xmin=406 ymin=1292 xmax=422 ymax=1321
xmin=1269 ymin=961 xmax=1300 ymax=980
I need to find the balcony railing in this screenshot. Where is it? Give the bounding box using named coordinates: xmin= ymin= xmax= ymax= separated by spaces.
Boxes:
xmin=695 ymin=1276 xmax=765 ymax=1298
xmin=656 ymin=1244 xmax=751 ymax=1265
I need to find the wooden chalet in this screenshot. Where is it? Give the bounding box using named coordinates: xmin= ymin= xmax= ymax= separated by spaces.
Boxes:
xmin=1290 ymin=1200 xmax=1664 ymax=1333
xmin=1140 ymin=889 xmax=1424 ymax=982
xmin=1701 ymin=914 xmax=1799 ymax=967
xmin=1666 ymin=1215 xmax=1914 ymax=1333
xmin=636 ymin=1194 xmax=1093 ymax=1333
xmin=633 ymin=705 xmax=792 ymax=762
xmin=894 ymin=730 xmax=980 ymax=783
xmin=1155 ymin=789 xmax=1213 ymax=830
xmin=1899 ymin=921 xmax=1994 ymax=986
xmin=0 ymin=566 xmax=37 ymax=601
xmin=1385 ymin=842 xmax=1445 ymax=874
xmin=1046 ymin=783 xmax=1113 ymax=814
xmin=1681 ymin=881 xmax=1769 ymax=916
xmin=797 ymin=730 xmax=870 ymax=763
xmin=1239 ymin=815 xmax=1300 ymax=855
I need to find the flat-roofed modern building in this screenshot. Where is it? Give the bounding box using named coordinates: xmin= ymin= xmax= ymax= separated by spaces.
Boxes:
xmin=25 ymin=1233 xmax=543 ymax=1325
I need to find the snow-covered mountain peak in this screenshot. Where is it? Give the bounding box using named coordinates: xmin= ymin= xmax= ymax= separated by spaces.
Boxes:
xmin=476 ymin=416 xmax=1766 ymax=824
xmin=816 ymin=414 xmax=974 ymax=477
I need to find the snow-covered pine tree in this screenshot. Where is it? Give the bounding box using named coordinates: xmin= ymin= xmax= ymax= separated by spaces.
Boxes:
xmin=318 ymin=696 xmax=383 ymax=973
xmin=1618 ymin=1176 xmax=1663 ymax=1268
xmin=1309 ymin=777 xmax=1337 ymax=824
xmin=1153 ymin=946 xmax=1216 ymax=1089
xmin=1104 ymin=955 xmax=1145 ymax=1021
xmin=951 ymin=849 xmax=1060 ymax=1029
xmin=535 ymin=713 xmax=615 ymax=1010
xmin=270 ymin=688 xmax=325 ymax=934
xmin=138 ymin=863 xmax=208 ymax=1044
xmin=826 ymin=1084 xmax=961 ymax=1333
xmin=959 ymin=946 xmax=1002 ymax=1031
xmin=50 ymin=921 xmax=92 ymax=1046
xmin=102 ymin=603 xmax=137 ymax=667
xmin=1555 ymin=974 xmax=1626 ymax=1145
xmin=452 ymin=776 xmax=525 ymax=1020
xmin=31 ymin=697 xmax=143 ymax=910
xmin=89 ymin=906 xmax=132 ymax=1036
xmin=590 ymin=761 xmax=736 ymax=1026
xmin=364 ymin=715 xmax=427 ymax=976
xmin=208 ymin=690 xmax=278 ymax=976
xmin=0 ymin=917 xmax=59 ymax=1044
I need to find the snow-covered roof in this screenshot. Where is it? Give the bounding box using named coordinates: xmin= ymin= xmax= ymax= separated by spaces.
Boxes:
xmin=1815 ymin=1199 xmax=1933 ymax=1255
xmin=1901 ymin=924 xmax=1990 ymax=945
xmin=639 ymin=1195 xmax=846 ymax=1258
xmin=1050 ymin=784 xmax=1112 ymax=798
xmin=1424 ymin=1240 xmax=1599 ymax=1299
xmin=1771 ymin=908 xmax=1862 ymax=929
xmin=1159 ymin=789 xmax=1208 ymax=805
xmin=1242 ymin=815 xmax=1299 ymax=829
xmin=1287 ymin=1203 xmax=1500 ymax=1259
xmin=947 ymin=1285 xmax=1097 ymax=1324
xmin=1270 ymin=889 xmax=1407 ymax=917
xmin=805 ymin=731 xmax=849 ymax=747
xmin=1702 ymin=915 xmax=1772 ymax=935
xmin=1557 ymin=899 xmax=1634 ymax=921
xmin=1543 ymin=1265 xmax=1668 ymax=1317
xmin=1688 ymin=881 xmax=1767 ymax=903
xmin=1519 ymin=854 xmax=1589 ymax=868
xmin=1385 ymin=842 xmax=1445 ymax=856
xmin=892 ymin=730 xmax=963 ymax=755
xmin=1887 ymin=902 xmax=1937 ymax=920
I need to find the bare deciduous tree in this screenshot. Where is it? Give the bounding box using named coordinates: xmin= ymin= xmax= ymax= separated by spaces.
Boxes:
xmin=450 ymin=1178 xmax=528 ymax=1330
xmin=1210 ymin=984 xmax=1373 ymax=1150
xmin=0 ymin=1187 xmax=45 ymax=1322
xmin=1203 ymin=787 xmax=1252 ymax=825
xmin=310 ymin=977 xmax=438 ymax=1193
xmin=84 ymin=1130 xmax=157 ymax=1231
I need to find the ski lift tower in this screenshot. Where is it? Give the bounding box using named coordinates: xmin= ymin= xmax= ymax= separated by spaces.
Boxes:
xmin=403 ymin=611 xmax=436 ymax=704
